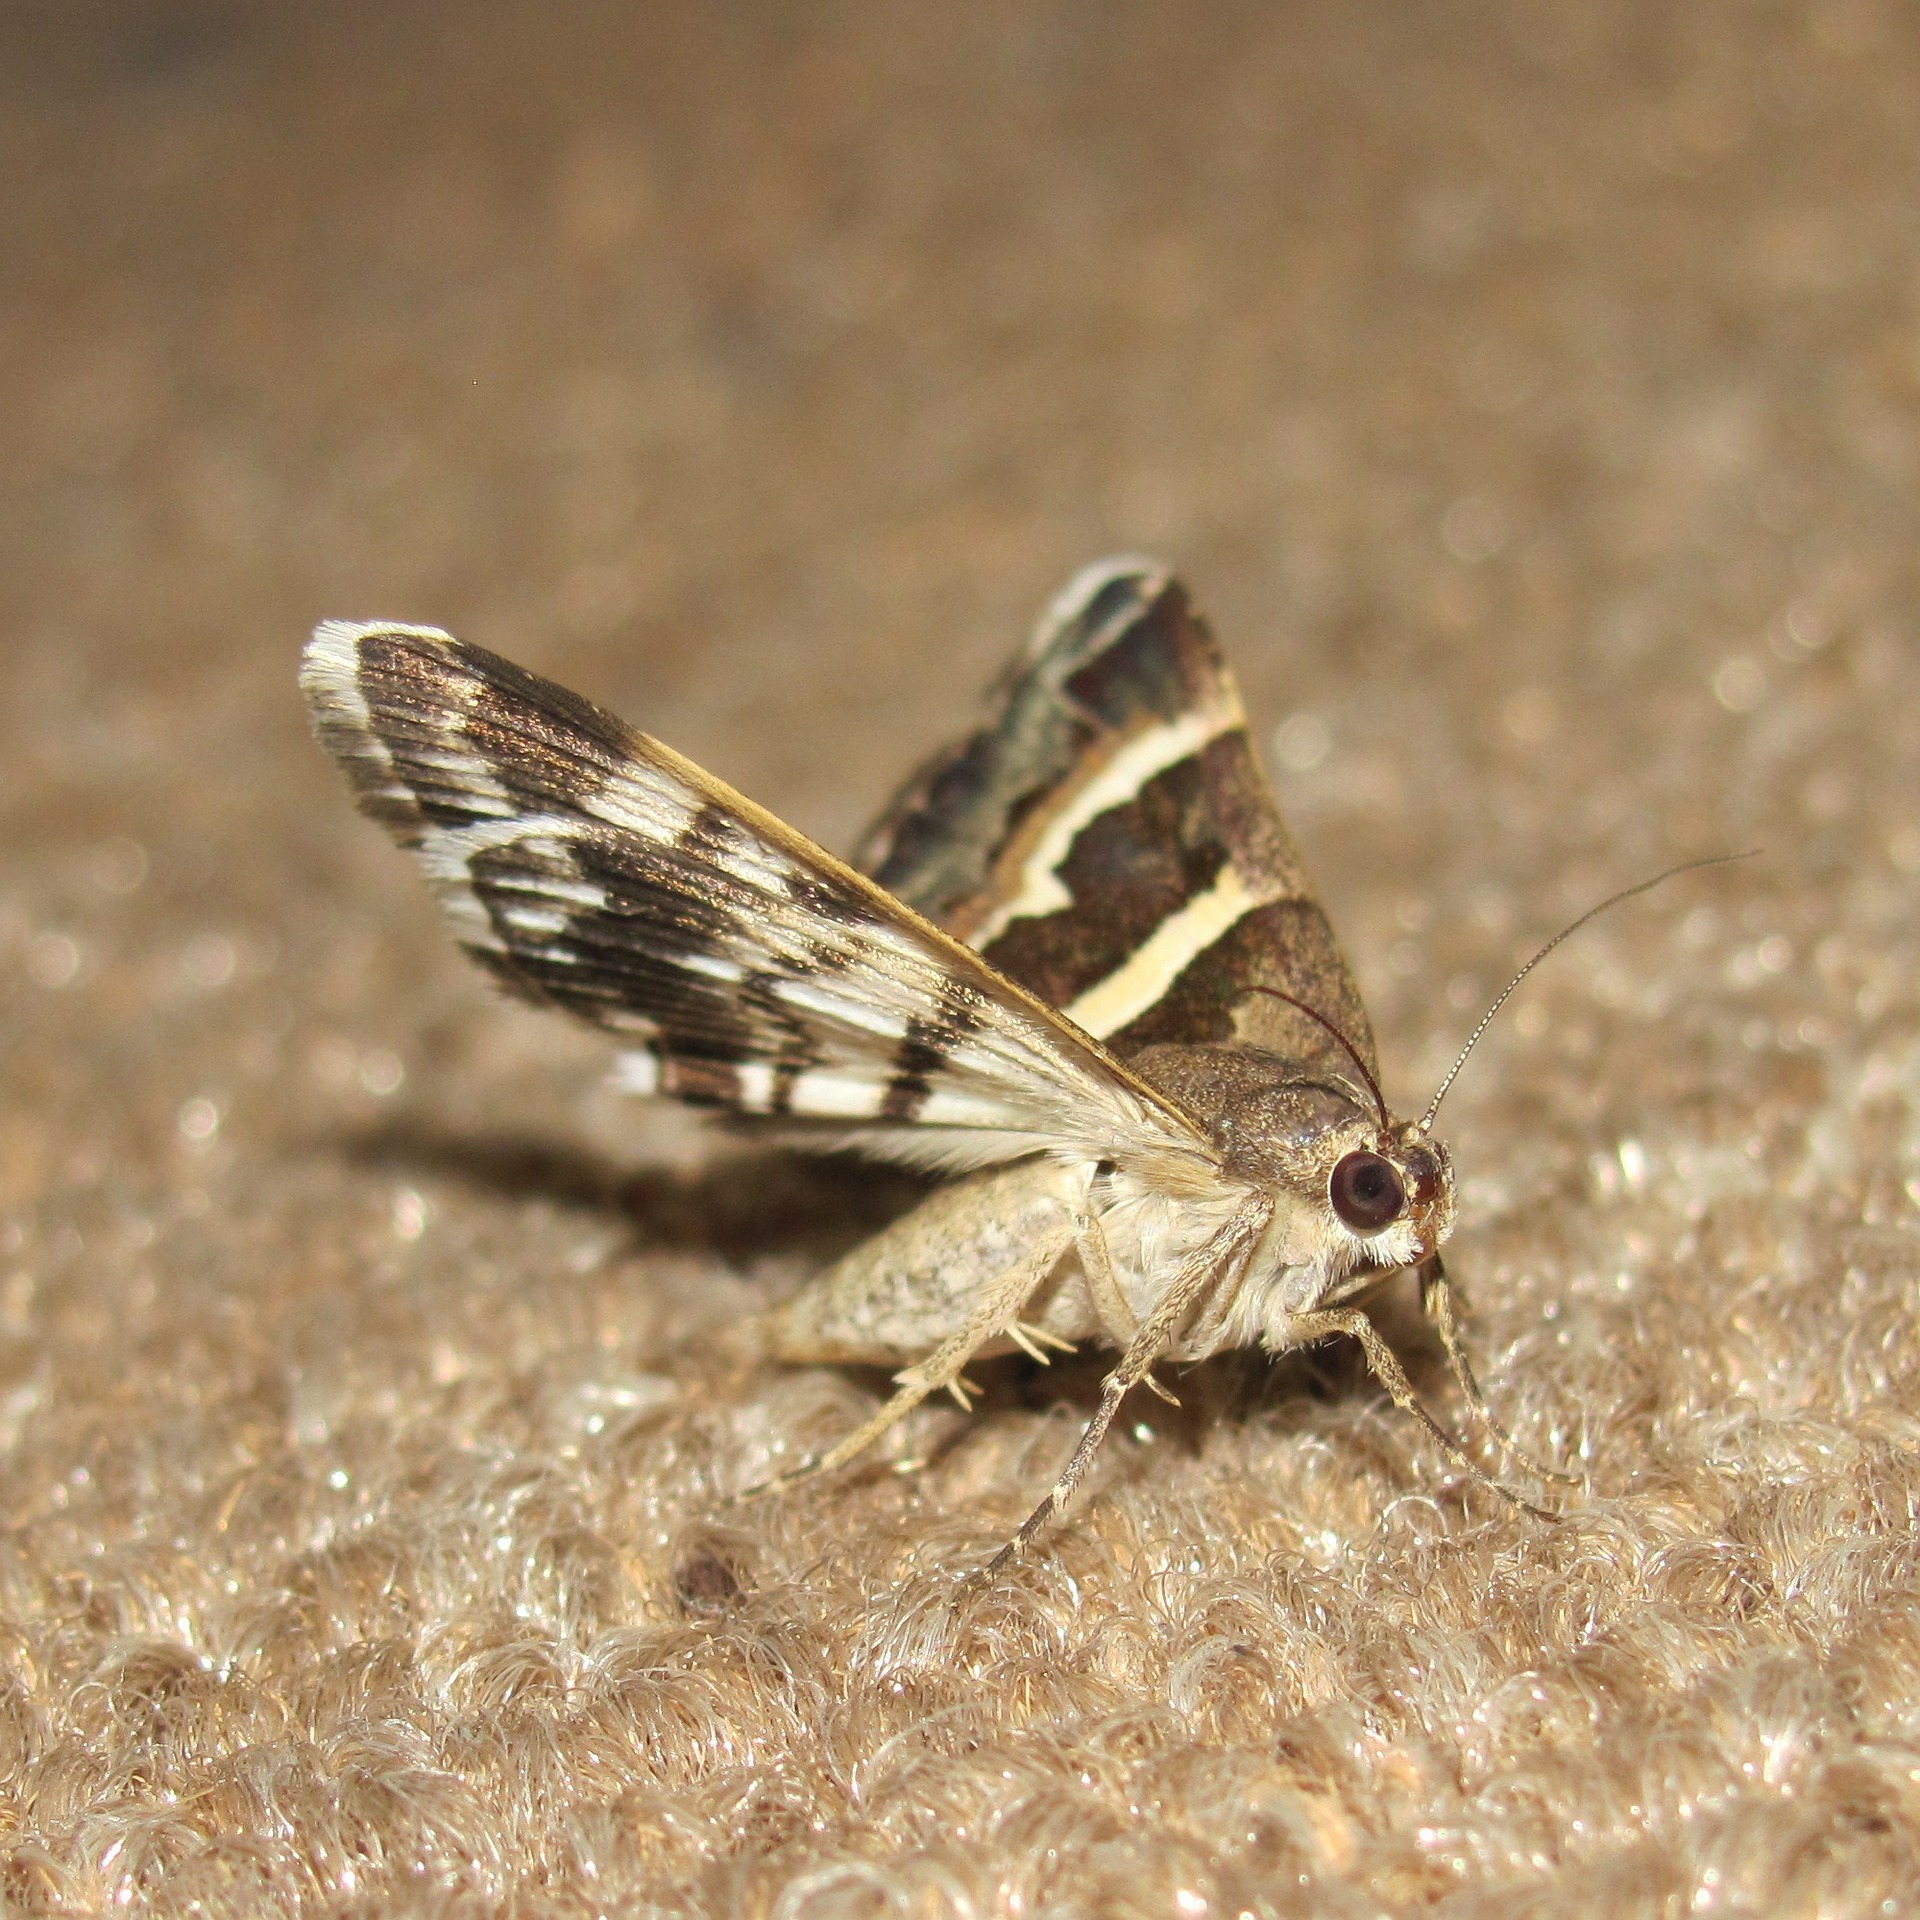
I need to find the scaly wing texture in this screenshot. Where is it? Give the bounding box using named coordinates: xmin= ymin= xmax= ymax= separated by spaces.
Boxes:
xmin=858 ymin=558 xmax=1377 ymax=1078
xmin=300 ymin=622 xmax=1213 ymax=1179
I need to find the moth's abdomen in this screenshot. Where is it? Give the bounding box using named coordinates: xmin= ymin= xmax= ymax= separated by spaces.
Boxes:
xmin=768 ymin=1159 xmax=1090 ymax=1366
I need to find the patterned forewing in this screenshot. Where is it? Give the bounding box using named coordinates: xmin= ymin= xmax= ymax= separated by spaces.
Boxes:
xmin=858 ymin=559 xmax=1377 ymax=1078
xmin=300 ymin=622 xmax=1209 ymax=1176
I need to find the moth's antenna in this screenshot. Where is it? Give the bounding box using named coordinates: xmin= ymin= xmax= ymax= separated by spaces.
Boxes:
xmin=1247 ymin=985 xmax=1390 ymax=1130
xmin=1416 ymin=851 xmax=1758 ymax=1137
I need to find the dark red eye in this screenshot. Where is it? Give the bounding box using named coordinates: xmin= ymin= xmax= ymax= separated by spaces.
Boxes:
xmin=1329 ymin=1151 xmax=1405 ymax=1235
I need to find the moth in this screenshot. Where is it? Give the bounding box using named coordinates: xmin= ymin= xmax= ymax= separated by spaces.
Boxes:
xmin=303 ymin=558 xmax=1603 ymax=1560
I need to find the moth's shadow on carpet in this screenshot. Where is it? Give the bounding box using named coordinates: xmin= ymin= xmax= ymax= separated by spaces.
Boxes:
xmin=341 ymin=1120 xmax=938 ymax=1267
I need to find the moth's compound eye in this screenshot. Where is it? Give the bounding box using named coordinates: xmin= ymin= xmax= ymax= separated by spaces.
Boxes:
xmin=1329 ymin=1151 xmax=1406 ymax=1235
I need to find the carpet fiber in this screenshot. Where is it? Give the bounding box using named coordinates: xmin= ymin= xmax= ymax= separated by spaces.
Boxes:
xmin=4 ymin=3 xmax=1920 ymax=1914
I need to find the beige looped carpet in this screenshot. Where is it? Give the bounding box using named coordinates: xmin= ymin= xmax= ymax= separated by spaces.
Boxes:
xmin=3 ymin=3 xmax=1919 ymax=1914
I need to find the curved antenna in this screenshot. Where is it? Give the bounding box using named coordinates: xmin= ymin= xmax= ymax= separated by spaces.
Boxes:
xmin=1416 ymin=850 xmax=1758 ymax=1136
xmin=1245 ymin=984 xmax=1390 ymax=1130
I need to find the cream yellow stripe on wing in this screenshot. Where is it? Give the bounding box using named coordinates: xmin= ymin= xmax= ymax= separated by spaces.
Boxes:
xmin=971 ymin=705 xmax=1239 ymax=946
xmin=1061 ymin=866 xmax=1258 ymax=1040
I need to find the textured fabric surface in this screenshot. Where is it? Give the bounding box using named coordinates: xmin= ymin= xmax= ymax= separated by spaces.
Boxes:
xmin=5 ymin=3 xmax=1920 ymax=1914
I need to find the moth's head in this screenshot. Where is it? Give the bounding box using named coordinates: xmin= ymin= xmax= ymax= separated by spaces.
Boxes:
xmin=1228 ymin=1083 xmax=1453 ymax=1277
xmin=1319 ymin=1119 xmax=1454 ymax=1276
xmin=1130 ymin=1043 xmax=1456 ymax=1273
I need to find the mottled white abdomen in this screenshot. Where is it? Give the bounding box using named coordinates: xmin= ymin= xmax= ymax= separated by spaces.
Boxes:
xmin=768 ymin=1158 xmax=1094 ymax=1366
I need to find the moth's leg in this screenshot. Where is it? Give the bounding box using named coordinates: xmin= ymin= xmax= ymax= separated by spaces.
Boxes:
xmin=1419 ymin=1257 xmax=1581 ymax=1486
xmin=1072 ymin=1204 xmax=1129 ymax=1335
xmin=1006 ymin=1320 xmax=1076 ymax=1365
xmin=1073 ymin=1199 xmax=1151 ymax=1346
xmin=1292 ymin=1306 xmax=1557 ymax=1521
xmin=990 ymin=1195 xmax=1272 ymax=1569
xmin=745 ymin=1222 xmax=1076 ymax=1500
xmin=1073 ymin=1197 xmax=1178 ymax=1405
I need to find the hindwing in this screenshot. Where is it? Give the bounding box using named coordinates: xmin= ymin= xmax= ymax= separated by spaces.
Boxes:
xmin=858 ymin=558 xmax=1374 ymax=1081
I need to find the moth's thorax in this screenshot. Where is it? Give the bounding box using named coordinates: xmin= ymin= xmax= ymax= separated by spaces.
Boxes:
xmin=1127 ymin=1042 xmax=1354 ymax=1174
xmin=1125 ymin=1040 xmax=1457 ymax=1341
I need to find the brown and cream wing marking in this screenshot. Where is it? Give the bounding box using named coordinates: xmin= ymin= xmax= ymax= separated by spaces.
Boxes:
xmin=858 ymin=557 xmax=1375 ymax=1078
xmin=299 ymin=621 xmax=1214 ymax=1180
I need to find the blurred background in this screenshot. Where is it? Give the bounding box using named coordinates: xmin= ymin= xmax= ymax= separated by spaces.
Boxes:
xmin=7 ymin=0 xmax=1905 ymax=1161
xmin=3 ymin=4 xmax=1919 ymax=1912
